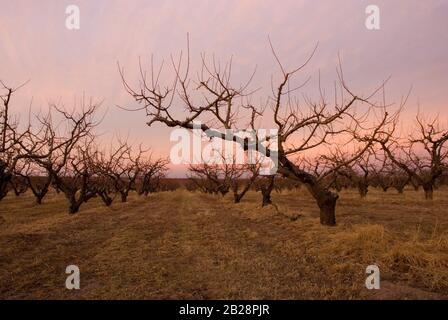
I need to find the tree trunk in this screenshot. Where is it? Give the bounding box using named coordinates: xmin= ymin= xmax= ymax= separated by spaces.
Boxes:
xmin=99 ymin=192 xmax=113 ymax=206
xmin=410 ymin=179 xmax=420 ymax=191
xmin=423 ymin=183 xmax=433 ymax=200
xmin=65 ymin=191 xmax=81 ymax=214
xmin=36 ymin=195 xmax=43 ymax=205
xmin=218 ymin=184 xmax=229 ymax=196
xmin=394 ymin=185 xmax=404 ymax=194
xmin=120 ymin=192 xmax=128 ymax=202
xmin=68 ymin=200 xmax=81 ymax=214
xmin=279 ymin=157 xmax=338 ymax=226
xmin=314 ymin=189 xmax=338 ymax=226
xmin=233 ymin=187 xmax=243 ymax=203
xmin=261 ymin=191 xmax=272 ymax=207
xmin=0 ymin=169 xmax=11 ymax=200
xmin=0 ymin=189 xmax=8 ymax=201
xmin=260 ymin=176 xmax=275 ymax=207
xmin=358 ymin=182 xmax=368 ymax=198
xmin=33 ymin=186 xmax=49 ymax=205
xmin=233 ymin=181 xmax=252 ymax=204
xmin=234 ymin=194 xmax=242 ymax=203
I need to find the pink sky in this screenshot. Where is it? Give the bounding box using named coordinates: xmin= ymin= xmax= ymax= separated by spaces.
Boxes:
xmin=1 ymin=0 xmax=447 ymax=176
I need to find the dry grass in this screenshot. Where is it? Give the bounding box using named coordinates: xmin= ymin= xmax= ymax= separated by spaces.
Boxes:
xmin=0 ymin=187 xmax=447 ymax=299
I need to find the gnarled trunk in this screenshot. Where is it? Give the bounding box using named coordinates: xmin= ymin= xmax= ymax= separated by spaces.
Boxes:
xmin=35 ymin=194 xmax=44 ymax=205
xmin=357 ymin=182 xmax=368 ymax=198
xmin=0 ymin=188 xmax=8 ymax=201
xmin=260 ymin=176 xmax=275 ymax=207
xmin=261 ymin=191 xmax=272 ymax=207
xmin=233 ymin=188 xmax=244 ymax=203
xmin=313 ymin=187 xmax=338 ymax=226
xmin=99 ymin=191 xmax=113 ymax=206
xmin=30 ymin=184 xmax=50 ymax=205
xmin=234 ymin=194 xmax=242 ymax=203
xmin=0 ymin=167 xmax=11 ymax=201
xmin=279 ymin=157 xmax=338 ymax=226
xmin=423 ymin=183 xmax=433 ymax=200
xmin=120 ymin=191 xmax=128 ymax=202
xmin=68 ymin=196 xmax=81 ymax=214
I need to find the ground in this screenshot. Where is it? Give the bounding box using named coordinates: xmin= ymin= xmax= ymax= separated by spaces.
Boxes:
xmin=0 ymin=187 xmax=447 ymax=299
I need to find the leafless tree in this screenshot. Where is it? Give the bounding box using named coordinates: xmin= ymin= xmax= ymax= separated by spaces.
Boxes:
xmin=94 ymin=140 xmax=133 ymax=203
xmin=325 ymin=150 xmax=375 ymax=198
xmin=231 ymin=163 xmax=261 ymax=203
xmin=138 ymin=156 xmax=169 ymax=196
xmin=370 ymin=154 xmax=393 ymax=192
xmin=15 ymin=160 xmax=51 ymax=204
xmin=390 ymin=169 xmax=410 ymax=194
xmin=188 ymin=162 xmax=231 ymax=196
xmin=105 ymin=143 xmax=145 ymax=202
xmin=0 ymin=81 xmax=31 ymax=200
xmin=187 ymin=151 xmax=259 ymax=202
xmin=254 ymin=175 xmax=276 ymax=207
xmin=120 ymin=38 xmax=398 ymax=225
xmin=84 ymin=148 xmax=116 ymax=206
xmin=24 ymin=102 xmax=101 ymax=213
xmin=376 ymin=114 xmax=448 ymax=199
xmin=54 ymin=142 xmax=99 ymax=213
xmin=9 ymin=174 xmax=28 ymax=197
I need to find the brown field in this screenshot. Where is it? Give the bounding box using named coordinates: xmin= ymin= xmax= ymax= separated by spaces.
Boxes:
xmin=0 ymin=187 xmax=447 ymax=300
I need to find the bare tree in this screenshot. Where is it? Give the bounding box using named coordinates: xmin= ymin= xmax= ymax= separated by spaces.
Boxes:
xmin=84 ymin=148 xmax=116 ymax=206
xmin=138 ymin=156 xmax=169 ymax=196
xmin=120 ymin=39 xmax=397 ymax=225
xmin=54 ymin=142 xmax=99 ymax=214
xmin=0 ymin=81 xmax=30 ymax=200
xmin=103 ymin=143 xmax=145 ymax=202
xmin=370 ymin=154 xmax=393 ymax=192
xmin=15 ymin=160 xmax=51 ymax=204
xmin=390 ymin=169 xmax=410 ymax=194
xmin=9 ymin=174 xmax=28 ymax=196
xmin=255 ymin=175 xmax=276 ymax=207
xmin=326 ymin=150 xmax=374 ymax=198
xmin=231 ymin=163 xmax=260 ymax=203
xmin=377 ymin=114 xmax=448 ymax=199
xmin=25 ymin=103 xmax=101 ymax=213
xmin=188 ymin=162 xmax=231 ymax=196
xmin=94 ymin=140 xmax=133 ymax=203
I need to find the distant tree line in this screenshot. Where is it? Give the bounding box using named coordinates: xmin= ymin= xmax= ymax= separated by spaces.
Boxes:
xmin=0 ymin=81 xmax=170 ymax=213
